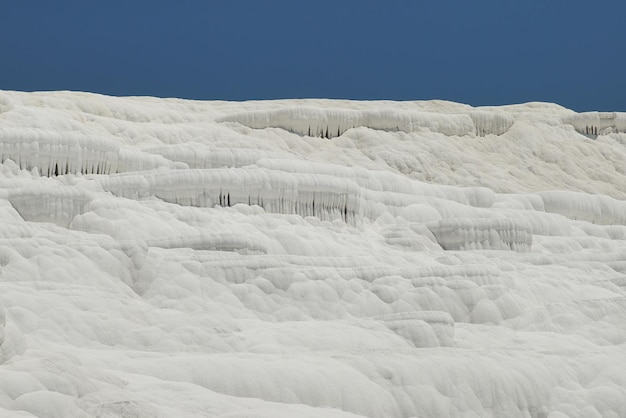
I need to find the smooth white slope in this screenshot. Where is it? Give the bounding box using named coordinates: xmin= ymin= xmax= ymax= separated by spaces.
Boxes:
xmin=0 ymin=90 xmax=625 ymax=418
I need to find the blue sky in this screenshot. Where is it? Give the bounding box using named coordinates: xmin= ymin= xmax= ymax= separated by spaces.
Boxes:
xmin=2 ymin=1 xmax=625 ymax=111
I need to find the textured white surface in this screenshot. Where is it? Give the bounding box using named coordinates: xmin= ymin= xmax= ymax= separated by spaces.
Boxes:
xmin=0 ymin=90 xmax=625 ymax=417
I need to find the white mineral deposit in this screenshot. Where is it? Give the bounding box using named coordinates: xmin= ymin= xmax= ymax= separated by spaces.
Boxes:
xmin=0 ymin=90 xmax=625 ymax=417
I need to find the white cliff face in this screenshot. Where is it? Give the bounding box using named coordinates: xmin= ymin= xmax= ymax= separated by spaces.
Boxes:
xmin=0 ymin=90 xmax=625 ymax=418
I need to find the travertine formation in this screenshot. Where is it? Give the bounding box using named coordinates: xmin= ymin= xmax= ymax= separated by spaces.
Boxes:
xmin=0 ymin=91 xmax=625 ymax=417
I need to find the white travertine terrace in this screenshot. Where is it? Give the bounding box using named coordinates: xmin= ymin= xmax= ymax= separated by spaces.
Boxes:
xmin=565 ymin=111 xmax=626 ymax=136
xmin=217 ymin=106 xmax=515 ymax=138
xmin=0 ymin=90 xmax=625 ymax=417
xmin=428 ymin=218 xmax=533 ymax=252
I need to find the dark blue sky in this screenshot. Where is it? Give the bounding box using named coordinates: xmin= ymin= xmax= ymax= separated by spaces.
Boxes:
xmin=2 ymin=1 xmax=625 ymax=111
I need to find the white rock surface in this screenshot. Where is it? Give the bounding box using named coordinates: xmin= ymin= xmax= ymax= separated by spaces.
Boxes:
xmin=0 ymin=90 xmax=625 ymax=417
xmin=217 ymin=106 xmax=514 ymax=138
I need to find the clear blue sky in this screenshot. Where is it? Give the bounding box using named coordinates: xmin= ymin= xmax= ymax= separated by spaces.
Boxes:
xmin=2 ymin=1 xmax=625 ymax=111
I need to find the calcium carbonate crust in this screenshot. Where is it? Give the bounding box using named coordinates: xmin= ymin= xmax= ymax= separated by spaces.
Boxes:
xmin=0 ymin=90 xmax=625 ymax=418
